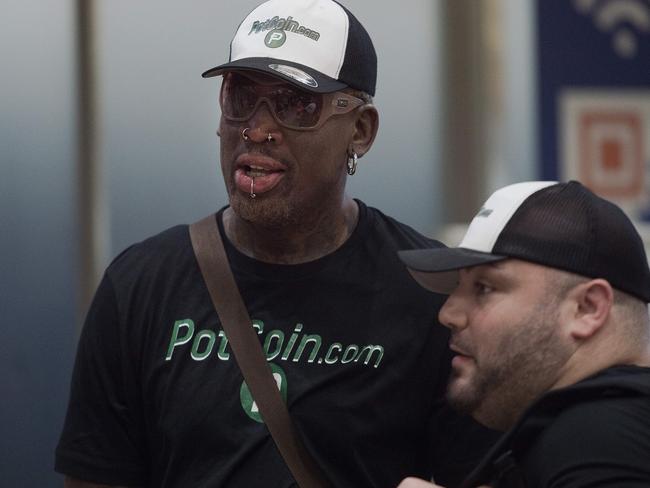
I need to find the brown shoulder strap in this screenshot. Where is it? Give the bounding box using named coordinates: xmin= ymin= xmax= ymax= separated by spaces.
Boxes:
xmin=189 ymin=214 xmax=331 ymax=488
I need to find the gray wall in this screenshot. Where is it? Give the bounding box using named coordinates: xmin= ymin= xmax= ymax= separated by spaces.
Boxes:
xmin=1 ymin=0 xmax=78 ymax=486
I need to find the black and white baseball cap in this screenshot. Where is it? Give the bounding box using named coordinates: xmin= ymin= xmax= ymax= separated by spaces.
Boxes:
xmin=202 ymin=0 xmax=377 ymax=95
xmin=399 ymin=181 xmax=650 ymax=302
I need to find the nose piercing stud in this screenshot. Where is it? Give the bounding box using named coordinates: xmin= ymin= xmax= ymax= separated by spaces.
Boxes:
xmin=242 ymin=127 xmax=250 ymax=141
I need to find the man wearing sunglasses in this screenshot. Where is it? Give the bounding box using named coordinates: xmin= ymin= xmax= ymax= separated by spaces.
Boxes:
xmin=56 ymin=1 xmax=496 ymax=487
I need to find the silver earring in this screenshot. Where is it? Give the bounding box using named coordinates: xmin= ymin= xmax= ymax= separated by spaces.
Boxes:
xmin=242 ymin=127 xmax=250 ymax=141
xmin=347 ymin=151 xmax=358 ymax=176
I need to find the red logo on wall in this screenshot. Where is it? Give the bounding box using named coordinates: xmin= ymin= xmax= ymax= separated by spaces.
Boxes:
xmin=579 ymin=111 xmax=644 ymax=198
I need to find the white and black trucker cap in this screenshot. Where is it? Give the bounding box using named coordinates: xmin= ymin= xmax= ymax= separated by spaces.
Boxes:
xmin=399 ymin=181 xmax=650 ymax=302
xmin=202 ymin=0 xmax=377 ymax=95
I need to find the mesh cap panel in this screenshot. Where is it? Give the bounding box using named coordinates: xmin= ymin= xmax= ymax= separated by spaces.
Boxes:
xmin=495 ymin=182 xmax=650 ymax=302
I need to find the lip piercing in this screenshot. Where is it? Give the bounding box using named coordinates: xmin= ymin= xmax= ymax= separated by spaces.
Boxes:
xmin=242 ymin=127 xmax=250 ymax=141
xmin=267 ymin=132 xmax=274 ymax=142
xmin=250 ymin=178 xmax=256 ymax=199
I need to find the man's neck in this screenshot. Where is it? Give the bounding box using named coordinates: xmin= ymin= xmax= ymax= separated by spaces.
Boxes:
xmin=222 ymin=196 xmax=359 ymax=265
xmin=551 ymin=338 xmax=650 ymax=392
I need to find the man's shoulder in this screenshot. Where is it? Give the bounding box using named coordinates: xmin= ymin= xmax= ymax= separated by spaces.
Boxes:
xmin=520 ymin=390 xmax=650 ymax=485
xmin=515 ymin=366 xmax=650 ymax=485
xmin=540 ymin=387 xmax=650 ymax=439
xmin=360 ymin=200 xmax=444 ymax=251
xmin=520 ymin=366 xmax=650 ymax=440
xmin=112 ymin=224 xmax=189 ymax=261
xmin=552 ymin=366 xmax=650 ymax=425
xmin=106 ymin=224 xmax=192 ymax=281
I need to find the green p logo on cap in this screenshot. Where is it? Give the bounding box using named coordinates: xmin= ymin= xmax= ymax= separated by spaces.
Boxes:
xmin=265 ymin=29 xmax=286 ymax=48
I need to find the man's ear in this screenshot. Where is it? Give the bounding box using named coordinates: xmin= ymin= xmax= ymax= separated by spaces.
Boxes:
xmin=351 ymin=104 xmax=379 ymax=158
xmin=565 ymin=279 xmax=614 ymax=340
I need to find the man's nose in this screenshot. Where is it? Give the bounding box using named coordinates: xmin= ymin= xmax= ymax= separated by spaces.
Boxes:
xmin=438 ymin=293 xmax=468 ymax=331
xmin=245 ymin=100 xmax=282 ymax=143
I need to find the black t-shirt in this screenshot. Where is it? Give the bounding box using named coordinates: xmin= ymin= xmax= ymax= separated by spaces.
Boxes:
xmin=56 ymin=201 xmax=497 ymax=488
xmin=462 ymin=366 xmax=650 ymax=488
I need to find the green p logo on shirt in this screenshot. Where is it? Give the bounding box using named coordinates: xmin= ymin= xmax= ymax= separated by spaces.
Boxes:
xmin=240 ymin=363 xmax=288 ymax=423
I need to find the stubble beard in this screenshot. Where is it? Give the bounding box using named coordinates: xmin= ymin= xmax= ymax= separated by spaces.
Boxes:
xmin=225 ymin=167 xmax=305 ymax=229
xmin=226 ymin=171 xmax=345 ymax=231
xmin=229 ymin=191 xmax=297 ymax=228
xmin=446 ymin=303 xmax=573 ymax=430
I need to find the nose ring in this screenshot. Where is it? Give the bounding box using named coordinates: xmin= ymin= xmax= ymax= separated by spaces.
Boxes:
xmin=242 ymin=128 xmax=274 ymax=142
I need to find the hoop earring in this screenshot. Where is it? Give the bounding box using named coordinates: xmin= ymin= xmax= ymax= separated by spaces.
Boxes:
xmin=241 ymin=127 xmax=250 ymax=141
xmin=347 ymin=151 xmax=358 ymax=176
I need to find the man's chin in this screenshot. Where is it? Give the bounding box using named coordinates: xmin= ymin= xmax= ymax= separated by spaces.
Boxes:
xmin=447 ymin=378 xmax=512 ymax=430
xmin=229 ymin=193 xmax=294 ymax=227
xmin=446 ymin=377 xmax=481 ymax=416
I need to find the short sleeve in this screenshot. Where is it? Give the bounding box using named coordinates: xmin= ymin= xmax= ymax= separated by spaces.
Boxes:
xmin=55 ymin=274 xmax=147 ymax=486
xmin=521 ymin=397 xmax=650 ymax=488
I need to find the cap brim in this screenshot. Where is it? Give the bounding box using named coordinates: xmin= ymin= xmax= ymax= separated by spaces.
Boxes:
xmin=398 ymin=247 xmax=507 ymax=294
xmin=201 ymin=58 xmax=347 ymax=94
